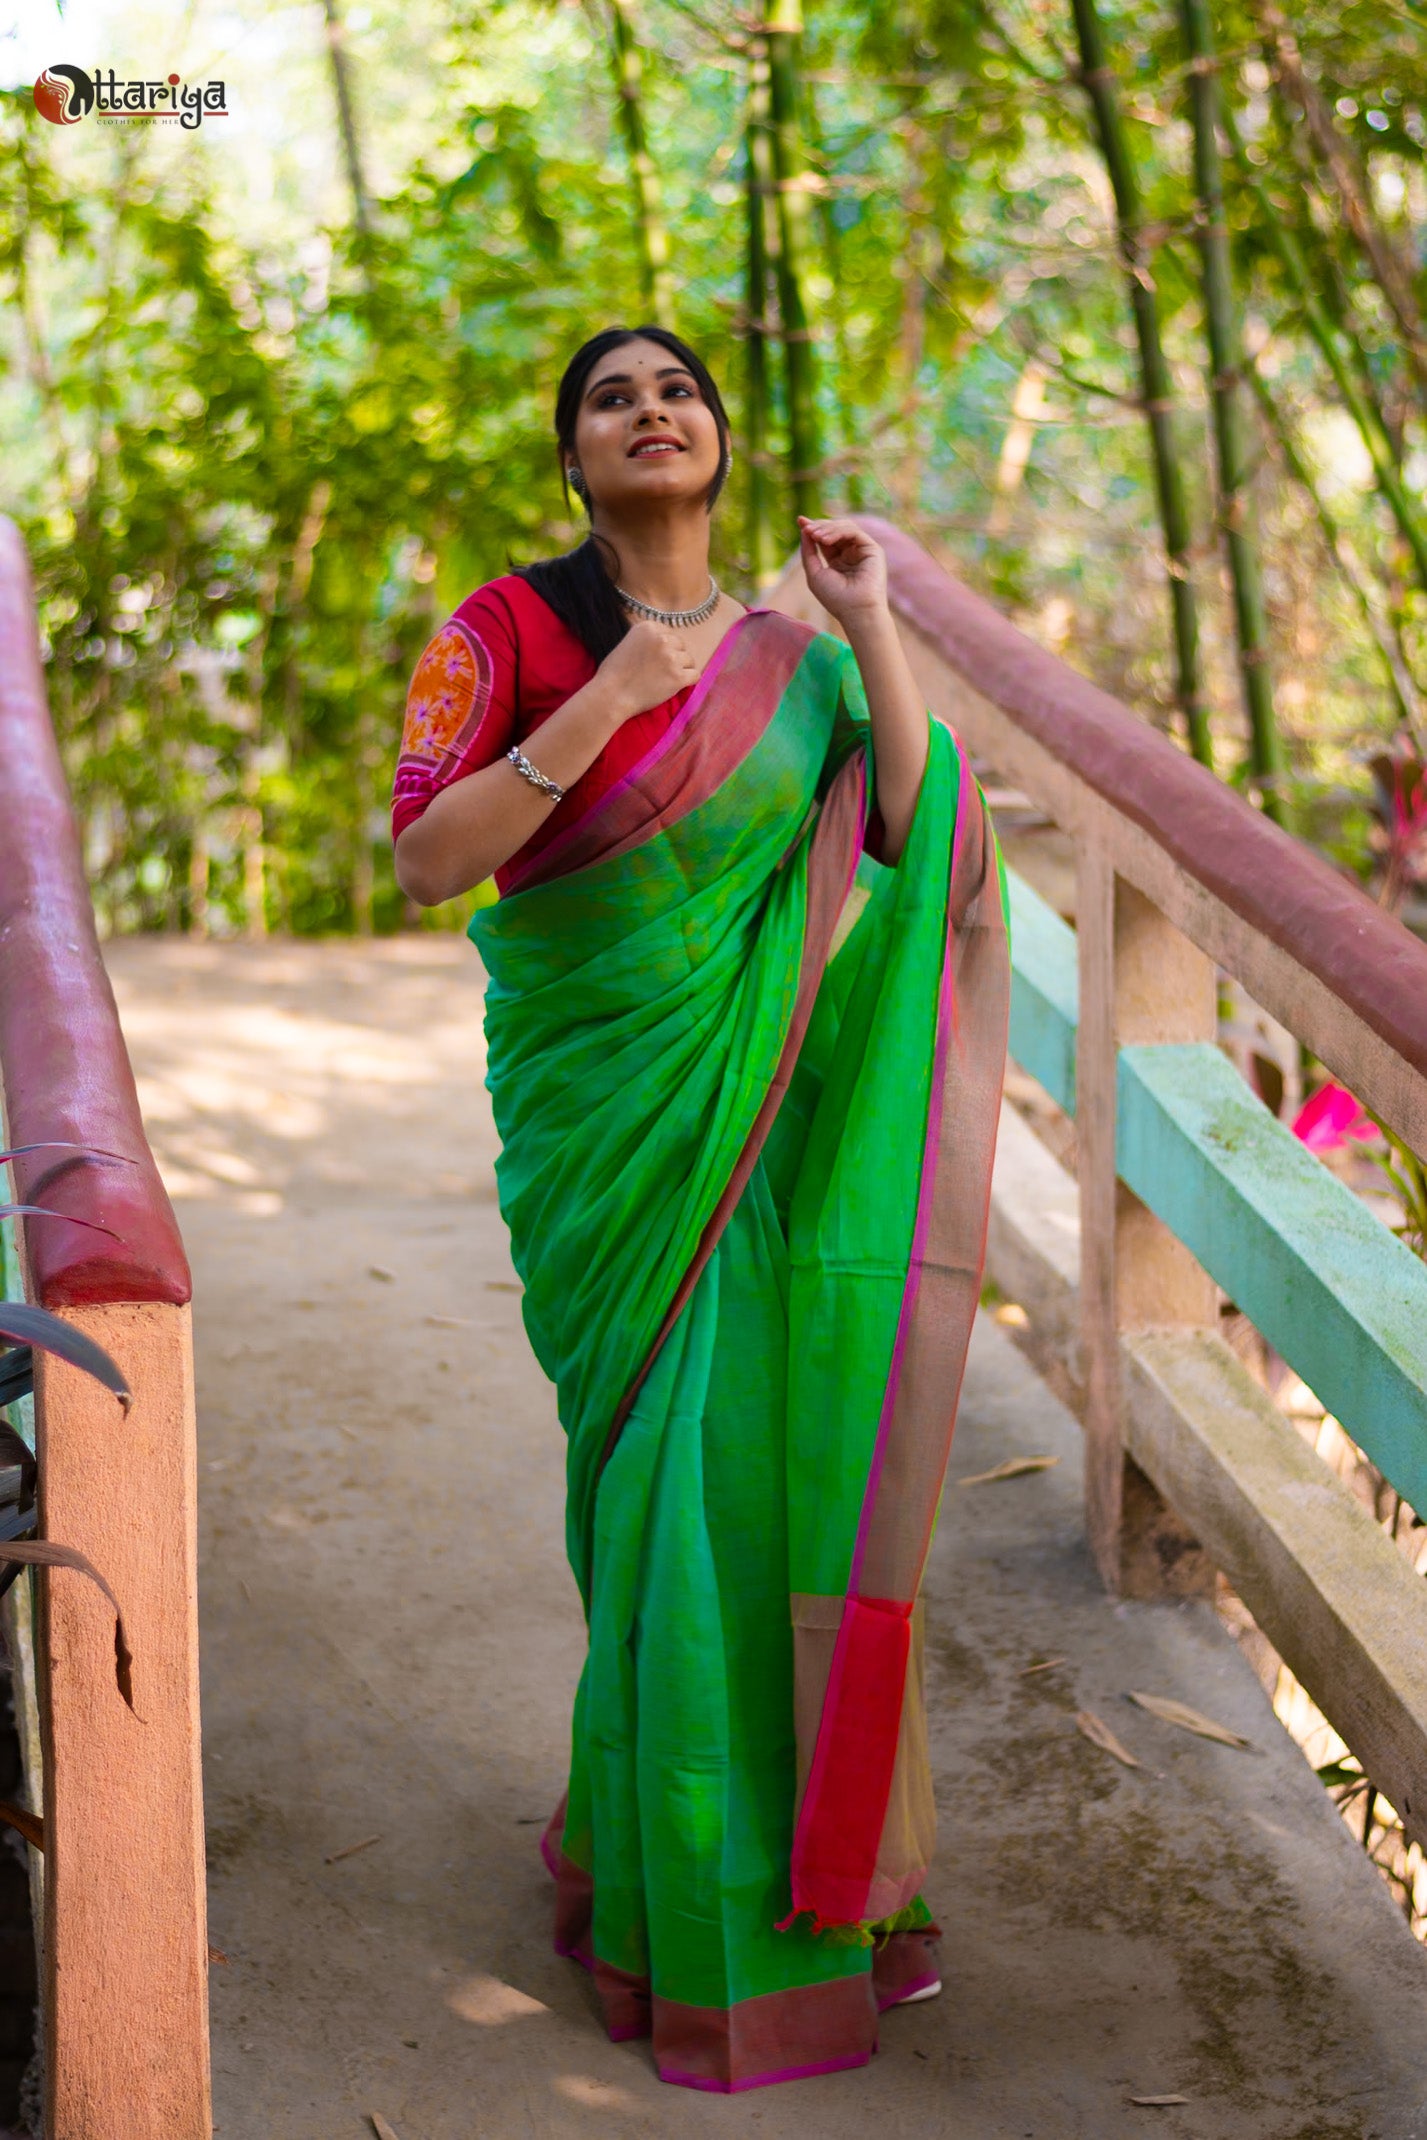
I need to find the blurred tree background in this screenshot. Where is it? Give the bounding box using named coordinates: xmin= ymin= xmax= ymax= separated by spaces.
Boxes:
xmin=1 ymin=0 xmax=1424 ymax=936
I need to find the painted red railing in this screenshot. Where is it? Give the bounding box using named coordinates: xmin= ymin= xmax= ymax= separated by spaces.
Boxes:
xmin=0 ymin=522 xmax=190 ymax=1309
xmin=860 ymin=515 xmax=1427 ymax=1145
xmin=0 ymin=517 xmax=210 ymax=2139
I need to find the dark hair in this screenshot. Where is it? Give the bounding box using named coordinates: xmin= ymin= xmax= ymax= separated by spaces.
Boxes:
xmin=512 ymin=325 xmax=732 ymax=663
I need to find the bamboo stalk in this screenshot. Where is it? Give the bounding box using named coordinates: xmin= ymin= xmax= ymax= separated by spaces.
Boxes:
xmin=321 ymin=0 xmax=372 ymax=240
xmin=601 ymin=0 xmax=675 ymax=326
xmin=1222 ymin=104 xmax=1427 ymax=592
xmin=1180 ymin=0 xmax=1287 ymax=822
xmin=806 ymin=76 xmax=862 ymax=511
xmin=1069 ymin=0 xmax=1210 ymax=765
xmin=744 ymin=39 xmax=780 ymax=588
xmin=1255 ymin=0 xmax=1427 ymax=402
xmin=894 ymin=114 xmax=934 ymax=517
xmin=1246 ymin=358 xmax=1425 ymax=741
xmin=764 ymin=0 xmax=822 ymax=520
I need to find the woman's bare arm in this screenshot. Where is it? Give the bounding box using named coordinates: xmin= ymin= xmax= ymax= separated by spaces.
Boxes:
xmin=796 ymin=518 xmax=929 ymax=866
xmin=394 ymin=620 xmax=700 ymax=906
xmin=838 ymin=609 xmax=929 ymax=864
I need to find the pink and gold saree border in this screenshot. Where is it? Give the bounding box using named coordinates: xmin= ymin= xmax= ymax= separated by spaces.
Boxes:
xmin=503 ymin=609 xmax=811 ymax=894
xmin=789 ymin=745 xmax=1012 ymax=1929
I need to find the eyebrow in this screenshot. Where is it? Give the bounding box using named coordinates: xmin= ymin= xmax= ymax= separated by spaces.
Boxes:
xmin=585 ymin=366 xmax=697 ymax=396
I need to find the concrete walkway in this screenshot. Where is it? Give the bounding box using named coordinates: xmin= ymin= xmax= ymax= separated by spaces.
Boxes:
xmin=106 ymin=937 xmax=1427 ymax=2140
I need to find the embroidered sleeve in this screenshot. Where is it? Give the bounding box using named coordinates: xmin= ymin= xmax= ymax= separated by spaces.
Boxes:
xmin=391 ymin=601 xmax=517 ymax=843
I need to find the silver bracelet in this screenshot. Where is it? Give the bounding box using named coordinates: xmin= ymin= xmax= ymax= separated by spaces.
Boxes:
xmin=506 ymin=744 xmax=565 ymax=804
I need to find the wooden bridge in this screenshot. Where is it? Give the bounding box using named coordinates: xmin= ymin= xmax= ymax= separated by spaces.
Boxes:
xmin=2 ymin=512 xmax=1426 ymax=2136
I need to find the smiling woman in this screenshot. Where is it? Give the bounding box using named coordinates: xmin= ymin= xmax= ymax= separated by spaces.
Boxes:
xmin=389 ymin=326 xmax=1011 ymax=2093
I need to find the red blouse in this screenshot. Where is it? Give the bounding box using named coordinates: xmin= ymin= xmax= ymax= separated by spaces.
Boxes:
xmin=391 ymin=575 xmax=697 ymax=894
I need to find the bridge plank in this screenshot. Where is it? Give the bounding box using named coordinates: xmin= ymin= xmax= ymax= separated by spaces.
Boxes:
xmin=1125 ymin=1326 xmax=1427 ymax=1854
xmin=984 ymin=1103 xmax=1427 ymax=1855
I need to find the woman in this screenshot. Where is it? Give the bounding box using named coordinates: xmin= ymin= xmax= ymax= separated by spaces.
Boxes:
xmin=393 ymin=325 xmax=1010 ymax=2093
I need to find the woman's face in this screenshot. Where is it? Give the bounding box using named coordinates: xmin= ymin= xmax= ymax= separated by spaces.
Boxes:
xmin=569 ymin=338 xmax=723 ymax=515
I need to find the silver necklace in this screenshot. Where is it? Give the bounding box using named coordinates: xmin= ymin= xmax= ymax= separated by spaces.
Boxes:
xmin=616 ymin=576 xmax=721 ymax=629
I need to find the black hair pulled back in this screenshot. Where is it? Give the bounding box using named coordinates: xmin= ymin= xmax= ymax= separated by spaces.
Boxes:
xmin=512 ymin=325 xmax=732 ymax=664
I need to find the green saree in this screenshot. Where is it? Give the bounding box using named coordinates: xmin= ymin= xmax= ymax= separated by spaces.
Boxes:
xmin=470 ymin=608 xmax=1010 ymax=2091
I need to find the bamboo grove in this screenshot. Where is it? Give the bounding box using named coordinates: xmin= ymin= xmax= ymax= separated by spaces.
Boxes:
xmin=0 ymin=0 xmax=1422 ymax=932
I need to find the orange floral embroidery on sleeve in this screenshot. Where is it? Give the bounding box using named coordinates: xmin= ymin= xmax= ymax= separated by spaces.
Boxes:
xmin=392 ymin=617 xmax=505 ymax=839
xmin=401 ymin=621 xmax=486 ymax=766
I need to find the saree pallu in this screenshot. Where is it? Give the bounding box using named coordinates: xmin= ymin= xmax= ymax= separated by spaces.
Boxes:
xmin=470 ymin=610 xmax=1010 ymax=2092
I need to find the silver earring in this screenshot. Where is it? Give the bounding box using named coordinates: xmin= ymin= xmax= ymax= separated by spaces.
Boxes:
xmin=568 ymin=466 xmax=588 ymax=501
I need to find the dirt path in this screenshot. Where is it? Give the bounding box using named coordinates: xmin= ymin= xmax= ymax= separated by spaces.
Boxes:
xmin=106 ymin=936 xmax=1427 ymax=2140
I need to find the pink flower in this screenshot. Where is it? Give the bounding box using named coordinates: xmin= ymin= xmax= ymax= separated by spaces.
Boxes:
xmin=1291 ymin=1081 xmax=1379 ymax=1154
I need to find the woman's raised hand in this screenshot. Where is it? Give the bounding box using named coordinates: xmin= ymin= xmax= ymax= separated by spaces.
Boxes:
xmin=797 ymin=518 xmax=889 ymax=627
xmin=597 ymin=619 xmax=703 ymax=724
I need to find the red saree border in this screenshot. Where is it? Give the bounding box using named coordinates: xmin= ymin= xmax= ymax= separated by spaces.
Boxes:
xmin=503 ymin=608 xmax=810 ymax=894
xmin=540 ymin=1809 xmax=939 ymax=2091
xmin=595 ymin=748 xmax=869 ymax=1482
xmin=790 ymin=742 xmax=1011 ymax=1928
xmin=653 ymin=1976 xmax=877 ymax=2092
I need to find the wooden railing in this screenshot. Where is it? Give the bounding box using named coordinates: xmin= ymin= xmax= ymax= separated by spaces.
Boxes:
xmin=0 ymin=520 xmax=210 ymax=2137
xmin=772 ymin=518 xmax=1427 ymax=1854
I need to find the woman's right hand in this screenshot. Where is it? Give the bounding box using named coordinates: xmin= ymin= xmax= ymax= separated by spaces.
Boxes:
xmin=597 ymin=619 xmax=702 ymax=725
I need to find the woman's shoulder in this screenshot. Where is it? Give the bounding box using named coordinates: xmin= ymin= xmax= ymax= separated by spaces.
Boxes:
xmin=452 ymin=572 xmax=592 ymax=676
xmin=451 ymin=569 xmax=547 ymax=633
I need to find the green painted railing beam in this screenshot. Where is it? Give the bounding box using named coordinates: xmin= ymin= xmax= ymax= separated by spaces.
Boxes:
xmin=1006 ymin=870 xmax=1077 ymax=1116
xmin=1118 ymin=1042 xmax=1427 ymax=1518
xmin=1001 ymin=864 xmax=1427 ymax=1515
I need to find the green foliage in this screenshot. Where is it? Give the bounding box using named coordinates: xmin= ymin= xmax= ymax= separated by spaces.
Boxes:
xmin=1 ymin=0 xmax=1424 ymax=934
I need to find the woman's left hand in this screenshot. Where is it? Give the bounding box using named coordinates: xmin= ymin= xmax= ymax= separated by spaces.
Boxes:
xmin=797 ymin=517 xmax=888 ymax=629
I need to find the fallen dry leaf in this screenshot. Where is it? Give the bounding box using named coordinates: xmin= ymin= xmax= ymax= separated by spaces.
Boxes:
xmin=956 ymin=1454 xmax=1059 ymax=1487
xmin=326 ymin=1833 xmax=383 ymax=1865
xmin=0 ymin=1800 xmax=42 ymax=1852
xmin=368 ymin=1265 xmax=395 ymax=1283
xmin=207 ymin=1944 xmax=229 ymax=1966
xmin=1020 ymin=1657 xmax=1067 ymax=1677
xmin=1128 ymin=1693 xmax=1250 ymax=1748
xmin=1129 ymin=2094 xmax=1189 ymax=2107
xmin=425 ymin=1313 xmax=473 ymax=1328
xmin=484 ymin=1279 xmax=522 ymax=1293
xmin=1076 ymin=1709 xmax=1142 ymax=1769
xmin=370 ymin=2116 xmax=402 ymax=2140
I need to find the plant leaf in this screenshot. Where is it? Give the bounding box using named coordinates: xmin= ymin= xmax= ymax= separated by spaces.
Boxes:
xmin=0 ymin=1306 xmax=130 ymax=1410
xmin=1128 ymin=1692 xmax=1251 ymax=1748
xmin=957 ymin=1454 xmax=1059 ymax=1487
xmin=0 ymin=1143 xmax=135 ymax=1169
xmin=0 ymin=1800 xmax=42 ymax=1852
xmin=0 ymin=1204 xmax=121 ymax=1240
xmin=0 ymin=1540 xmax=135 ymax=1711
xmin=1076 ymin=1709 xmax=1142 ymax=1769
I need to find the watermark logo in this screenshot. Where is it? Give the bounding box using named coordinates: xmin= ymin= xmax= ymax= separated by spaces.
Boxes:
xmin=33 ymin=67 xmax=94 ymax=125
xmin=33 ymin=66 xmax=228 ymax=130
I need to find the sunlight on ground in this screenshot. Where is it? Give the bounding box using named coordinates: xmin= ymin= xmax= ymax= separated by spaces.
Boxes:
xmin=446 ymin=1973 xmax=550 ymax=2026
xmin=551 ymin=2075 xmax=641 ymax=2110
xmin=104 ymin=939 xmax=491 ymax=1208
